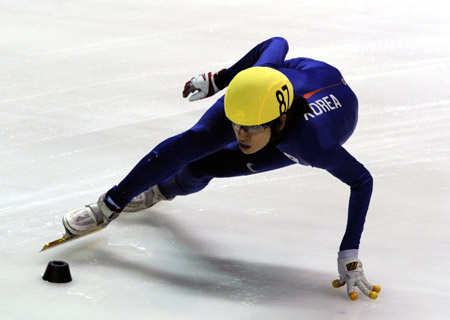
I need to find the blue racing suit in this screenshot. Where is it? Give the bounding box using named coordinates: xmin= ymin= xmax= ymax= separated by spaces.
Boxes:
xmin=107 ymin=37 xmax=373 ymax=251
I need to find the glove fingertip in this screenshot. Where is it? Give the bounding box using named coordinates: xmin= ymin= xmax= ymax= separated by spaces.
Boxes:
xmin=190 ymin=91 xmax=206 ymax=101
xmin=332 ymin=279 xmax=342 ymax=288
xmin=189 ymin=95 xmax=201 ymax=102
xmin=369 ymin=291 xmax=378 ymax=300
xmin=349 ymin=292 xmax=358 ymax=301
xmin=182 ymin=87 xmax=190 ymax=98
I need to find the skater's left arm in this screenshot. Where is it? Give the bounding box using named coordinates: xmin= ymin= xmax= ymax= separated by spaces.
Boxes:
xmin=314 ymin=145 xmax=381 ymax=300
xmin=316 ymin=145 xmax=373 ymax=251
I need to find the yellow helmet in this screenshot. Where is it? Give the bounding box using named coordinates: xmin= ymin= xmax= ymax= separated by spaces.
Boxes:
xmin=224 ymin=67 xmax=294 ymax=126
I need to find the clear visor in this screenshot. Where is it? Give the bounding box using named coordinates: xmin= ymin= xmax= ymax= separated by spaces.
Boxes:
xmin=231 ymin=122 xmax=270 ymax=134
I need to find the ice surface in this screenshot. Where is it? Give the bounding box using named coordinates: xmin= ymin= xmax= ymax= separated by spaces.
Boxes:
xmin=1 ymin=0 xmax=449 ymax=319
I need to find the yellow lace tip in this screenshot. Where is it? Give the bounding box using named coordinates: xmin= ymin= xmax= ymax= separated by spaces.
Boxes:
xmin=372 ymin=285 xmax=381 ymax=293
xmin=349 ymin=292 xmax=358 ymax=300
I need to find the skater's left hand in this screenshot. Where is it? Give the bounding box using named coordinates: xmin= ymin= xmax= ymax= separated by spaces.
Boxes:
xmin=333 ymin=257 xmax=381 ymax=300
xmin=183 ymin=70 xmax=223 ymax=101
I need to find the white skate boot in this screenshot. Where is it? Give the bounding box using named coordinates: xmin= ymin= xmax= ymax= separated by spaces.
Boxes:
xmin=63 ymin=194 xmax=120 ymax=236
xmin=123 ymin=185 xmax=169 ymax=212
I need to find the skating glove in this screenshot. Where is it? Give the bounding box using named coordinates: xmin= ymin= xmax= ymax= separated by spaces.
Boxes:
xmin=333 ymin=251 xmax=381 ymax=300
xmin=182 ymin=69 xmax=226 ymax=101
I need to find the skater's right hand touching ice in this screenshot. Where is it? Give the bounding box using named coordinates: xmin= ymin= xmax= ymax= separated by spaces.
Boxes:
xmin=183 ymin=69 xmax=225 ymax=101
xmin=332 ymin=251 xmax=381 ymax=300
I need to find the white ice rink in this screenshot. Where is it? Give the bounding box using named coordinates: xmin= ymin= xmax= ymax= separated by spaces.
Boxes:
xmin=1 ymin=0 xmax=449 ymax=319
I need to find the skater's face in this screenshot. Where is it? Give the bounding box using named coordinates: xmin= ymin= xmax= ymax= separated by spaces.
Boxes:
xmin=232 ymin=123 xmax=272 ymax=154
xmin=232 ymin=115 xmax=287 ymax=154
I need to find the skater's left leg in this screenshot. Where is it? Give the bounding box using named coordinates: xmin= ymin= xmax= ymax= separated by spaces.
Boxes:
xmin=122 ymin=142 xmax=294 ymax=211
xmin=158 ymin=142 xmax=295 ymax=199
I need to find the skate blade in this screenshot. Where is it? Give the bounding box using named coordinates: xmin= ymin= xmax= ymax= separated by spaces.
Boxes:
xmin=40 ymin=227 xmax=105 ymax=252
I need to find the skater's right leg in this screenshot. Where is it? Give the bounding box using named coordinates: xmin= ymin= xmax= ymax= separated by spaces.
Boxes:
xmin=106 ymin=96 xmax=235 ymax=211
xmin=63 ymin=192 xmax=121 ymax=235
xmin=64 ymin=97 xmax=235 ymax=232
xmin=156 ymin=142 xmax=294 ymax=199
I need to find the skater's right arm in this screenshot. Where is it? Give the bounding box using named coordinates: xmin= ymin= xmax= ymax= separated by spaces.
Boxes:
xmin=217 ymin=36 xmax=289 ymax=86
xmin=183 ymin=37 xmax=289 ymax=101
